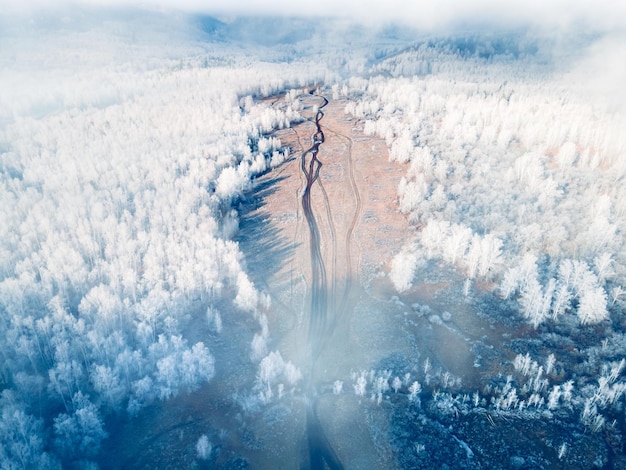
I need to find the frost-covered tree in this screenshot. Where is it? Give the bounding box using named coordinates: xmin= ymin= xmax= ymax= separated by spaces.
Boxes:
xmin=196 ymin=434 xmax=212 ymax=460
xmin=577 ymin=286 xmax=609 ymax=325
xmin=353 ymin=372 xmax=367 ymax=397
xmin=0 ymin=391 xmax=60 ymax=469
xmin=255 ymin=351 xmax=302 ymax=403
xmin=53 ymin=393 xmax=107 ymax=460
xmin=0 ymin=7 xmax=321 ymax=465
xmin=389 ymin=245 xmax=420 ymax=292
xmin=408 ymin=381 xmax=422 ymax=402
xmin=90 ymin=364 xmax=125 ymax=411
xmin=347 ymin=40 xmax=626 ymax=334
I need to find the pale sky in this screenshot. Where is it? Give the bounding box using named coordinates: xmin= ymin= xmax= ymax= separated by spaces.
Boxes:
xmin=2 ymin=0 xmax=625 ymax=112
xmin=3 ymin=0 xmax=626 ymax=33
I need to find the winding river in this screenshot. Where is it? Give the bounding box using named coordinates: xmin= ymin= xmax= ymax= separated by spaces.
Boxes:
xmin=300 ymin=95 xmax=329 ymax=354
xmin=299 ymin=94 xmax=345 ymax=470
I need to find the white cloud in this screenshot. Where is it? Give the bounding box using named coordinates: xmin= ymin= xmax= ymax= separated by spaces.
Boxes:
xmin=565 ymin=32 xmax=626 ymax=112
xmin=2 ymin=0 xmax=625 ymax=33
xmin=1 ymin=0 xmax=625 ymax=114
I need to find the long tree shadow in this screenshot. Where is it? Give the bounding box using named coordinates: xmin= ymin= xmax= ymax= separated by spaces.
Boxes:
xmin=235 ymin=174 xmax=299 ymax=293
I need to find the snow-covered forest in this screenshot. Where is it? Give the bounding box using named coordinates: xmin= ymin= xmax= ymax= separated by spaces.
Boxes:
xmin=343 ymin=33 xmax=626 ymax=467
xmin=1 ymin=4 xmax=626 ymax=469
xmin=0 ymin=10 xmax=328 ymax=468
xmin=359 ymin=38 xmax=626 ymax=327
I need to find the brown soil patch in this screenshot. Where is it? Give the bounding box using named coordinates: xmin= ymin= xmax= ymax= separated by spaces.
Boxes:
xmin=254 ymin=95 xmax=411 ymax=329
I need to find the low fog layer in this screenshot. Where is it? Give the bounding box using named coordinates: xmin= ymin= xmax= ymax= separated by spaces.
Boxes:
xmin=5 ymin=0 xmax=626 ymax=31
xmin=2 ymin=1 xmax=625 ymax=112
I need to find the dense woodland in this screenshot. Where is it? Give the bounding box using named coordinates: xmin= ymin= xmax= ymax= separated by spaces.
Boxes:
xmin=344 ymin=37 xmax=626 ymax=453
xmin=1 ymin=7 xmax=626 ymax=468
xmin=0 ymin=11 xmax=330 ymax=467
xmin=349 ymin=41 xmax=626 ymax=327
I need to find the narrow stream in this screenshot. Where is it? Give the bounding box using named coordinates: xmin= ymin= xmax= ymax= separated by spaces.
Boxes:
xmin=299 ymin=94 xmax=345 ymax=470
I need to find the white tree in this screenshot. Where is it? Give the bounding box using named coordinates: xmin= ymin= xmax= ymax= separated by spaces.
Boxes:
xmin=408 ymin=381 xmax=421 ymax=402
xmin=90 ymin=364 xmax=125 ymax=411
xmin=392 ymin=376 xmax=402 ymax=394
xmin=467 ymin=233 xmax=502 ymax=279
xmin=179 ymin=343 xmax=215 ymax=390
xmin=520 ymin=276 xmax=548 ymax=328
xmin=0 ymin=391 xmax=59 ymax=469
xmin=353 ymin=373 xmax=367 ymax=397
xmin=234 ymin=272 xmax=259 ymax=312
xmin=551 ymin=283 xmax=572 ymax=320
xmin=398 ymin=176 xmax=428 ymax=214
xmin=594 ymin=252 xmax=614 ymax=282
xmin=389 ymin=245 xmax=419 ymax=292
xmin=577 ymin=286 xmax=609 ymax=325
xmin=53 ymin=392 xmax=107 ymax=459
xmin=256 ymin=351 xmax=301 ymax=402
xmin=500 ymin=266 xmax=522 ymax=299
xmin=443 ymin=224 xmax=471 ymax=265
xmin=196 ymin=434 xmax=212 ymax=460
xmin=155 ymin=354 xmax=178 ymax=400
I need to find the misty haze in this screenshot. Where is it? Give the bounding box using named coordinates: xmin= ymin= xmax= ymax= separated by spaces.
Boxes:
xmin=1 ymin=2 xmax=626 ymax=469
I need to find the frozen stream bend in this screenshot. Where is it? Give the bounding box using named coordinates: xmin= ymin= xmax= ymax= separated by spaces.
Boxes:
xmin=299 ymin=93 xmax=355 ymax=470
xmin=300 ymin=95 xmax=329 ymax=354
